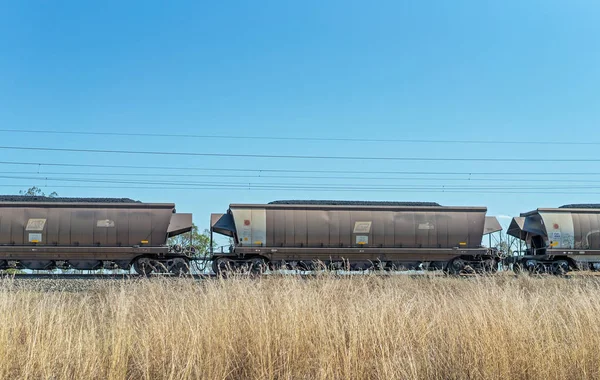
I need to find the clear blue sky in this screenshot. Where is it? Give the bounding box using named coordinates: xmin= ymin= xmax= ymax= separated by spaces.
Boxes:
xmin=1 ymin=0 xmax=599 ymax=235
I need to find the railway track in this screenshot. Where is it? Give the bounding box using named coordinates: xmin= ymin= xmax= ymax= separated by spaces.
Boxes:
xmin=2 ymin=271 xmax=438 ymax=280
xmin=2 ymin=273 xmax=217 ymax=280
xmin=3 ymin=270 xmax=600 ymax=280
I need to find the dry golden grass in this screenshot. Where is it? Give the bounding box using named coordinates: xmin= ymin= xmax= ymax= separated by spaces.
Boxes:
xmin=1 ymin=274 xmax=600 ymax=379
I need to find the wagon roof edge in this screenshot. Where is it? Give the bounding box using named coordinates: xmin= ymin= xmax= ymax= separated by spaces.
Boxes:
xmin=229 ymin=203 xmax=487 ymax=211
xmin=521 ymin=208 xmax=600 ymax=216
xmin=0 ymin=202 xmax=176 ymax=208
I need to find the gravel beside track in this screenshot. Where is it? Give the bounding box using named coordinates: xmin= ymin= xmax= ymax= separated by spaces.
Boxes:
xmin=0 ymin=274 xmax=215 ymax=292
xmin=0 ymin=272 xmax=433 ymax=292
xmin=0 ymin=277 xmax=132 ymax=292
xmin=1 ymin=271 xmax=592 ymax=293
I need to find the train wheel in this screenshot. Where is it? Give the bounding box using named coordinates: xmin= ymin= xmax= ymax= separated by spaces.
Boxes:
xmin=553 ymin=260 xmax=570 ymax=276
xmin=512 ymin=262 xmax=524 ymax=274
xmin=535 ymin=263 xmax=548 ymax=274
xmin=154 ymin=261 xmax=170 ymax=274
xmin=169 ymin=258 xmax=190 ymax=275
xmin=268 ymin=260 xmax=284 ymax=271
xmin=133 ymin=257 xmax=154 ymax=276
xmin=483 ymin=259 xmax=498 ymax=274
xmin=447 ymin=258 xmax=466 ymax=275
xmin=249 ymin=257 xmax=267 ymax=275
xmin=212 ymin=257 xmax=231 ymax=277
xmin=523 ymin=260 xmax=538 ymax=274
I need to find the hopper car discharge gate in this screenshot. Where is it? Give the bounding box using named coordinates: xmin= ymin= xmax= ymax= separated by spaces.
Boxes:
xmin=0 ymin=196 xmax=194 ymax=275
xmin=210 ymin=201 xmax=503 ymax=275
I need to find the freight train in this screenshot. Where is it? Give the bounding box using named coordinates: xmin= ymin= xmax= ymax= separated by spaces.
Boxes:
xmin=3 ymin=195 xmax=600 ymax=275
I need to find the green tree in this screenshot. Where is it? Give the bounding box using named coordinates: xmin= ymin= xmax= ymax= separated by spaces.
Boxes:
xmin=167 ymin=224 xmax=214 ymax=259
xmin=19 ymin=186 xmax=58 ymax=197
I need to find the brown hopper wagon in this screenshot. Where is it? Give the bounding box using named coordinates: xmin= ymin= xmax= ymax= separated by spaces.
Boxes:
xmin=0 ymin=196 xmax=192 ymax=274
xmin=210 ymin=200 xmax=501 ymax=274
xmin=507 ymin=204 xmax=600 ymax=274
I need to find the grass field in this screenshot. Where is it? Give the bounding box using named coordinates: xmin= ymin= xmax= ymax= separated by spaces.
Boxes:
xmin=1 ymin=274 xmax=600 ymax=379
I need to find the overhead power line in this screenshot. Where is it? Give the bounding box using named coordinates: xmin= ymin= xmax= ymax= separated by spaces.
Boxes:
xmin=1 ymin=160 xmax=600 ymax=176
xmin=2 ymin=129 xmax=600 ymax=146
xmin=2 ymin=174 xmax=600 ymax=191
xmin=1 ymin=183 xmax=600 ymax=195
xmin=4 ymin=170 xmax=600 ymax=184
xmin=0 ymin=145 xmax=599 ymax=162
